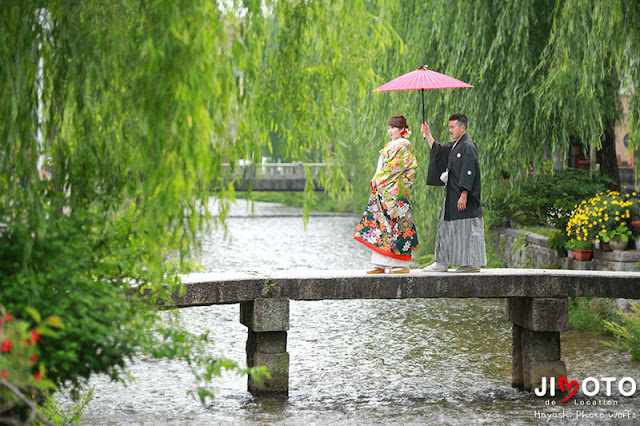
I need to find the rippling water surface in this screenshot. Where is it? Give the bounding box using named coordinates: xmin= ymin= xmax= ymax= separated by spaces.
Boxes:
xmin=74 ymin=199 xmax=640 ymax=425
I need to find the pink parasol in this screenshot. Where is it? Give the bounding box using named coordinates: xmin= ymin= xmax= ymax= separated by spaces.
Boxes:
xmin=373 ymin=65 xmax=473 ymax=125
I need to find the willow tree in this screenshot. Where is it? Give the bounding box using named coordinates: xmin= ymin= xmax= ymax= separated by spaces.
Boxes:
xmin=0 ymin=0 xmax=400 ymax=417
xmin=3 ymin=0 xmax=638 ymax=415
xmin=337 ymin=0 xmax=640 ymax=252
xmin=0 ymin=0 xmax=251 ymax=410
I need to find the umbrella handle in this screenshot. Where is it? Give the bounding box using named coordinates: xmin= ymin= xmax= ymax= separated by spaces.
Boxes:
xmin=421 ymin=89 xmax=426 ymax=140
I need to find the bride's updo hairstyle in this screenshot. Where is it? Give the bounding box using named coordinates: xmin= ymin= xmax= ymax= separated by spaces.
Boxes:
xmin=388 ymin=115 xmax=408 ymax=129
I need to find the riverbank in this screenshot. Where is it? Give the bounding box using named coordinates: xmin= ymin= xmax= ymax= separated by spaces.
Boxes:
xmin=491 ymin=226 xmax=640 ymax=337
xmin=232 ymin=191 xmax=355 ymax=213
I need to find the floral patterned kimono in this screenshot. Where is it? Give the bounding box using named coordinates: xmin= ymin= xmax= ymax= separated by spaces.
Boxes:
xmin=353 ymin=138 xmax=419 ymax=264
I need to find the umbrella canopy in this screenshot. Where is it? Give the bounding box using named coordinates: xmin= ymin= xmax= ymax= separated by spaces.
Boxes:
xmin=373 ymin=65 xmax=473 ymax=125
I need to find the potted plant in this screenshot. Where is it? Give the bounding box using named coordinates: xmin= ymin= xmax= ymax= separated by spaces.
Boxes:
xmin=566 ymin=239 xmax=594 ymax=261
xmin=629 ymin=196 xmax=640 ymax=233
xmin=598 ymin=223 xmax=632 ymax=251
xmin=567 ymin=190 xmax=636 ymax=252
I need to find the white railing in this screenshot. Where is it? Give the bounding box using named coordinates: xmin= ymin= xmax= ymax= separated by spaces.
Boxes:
xmin=223 ymin=162 xmax=327 ymax=180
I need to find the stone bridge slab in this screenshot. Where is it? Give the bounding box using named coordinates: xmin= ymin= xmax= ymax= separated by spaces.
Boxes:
xmin=167 ymin=268 xmax=640 ymax=307
xmin=154 ymin=268 xmax=640 ymax=397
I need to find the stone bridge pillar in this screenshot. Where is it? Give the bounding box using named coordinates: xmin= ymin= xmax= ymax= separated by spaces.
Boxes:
xmin=505 ymin=297 xmax=568 ymax=393
xmin=240 ymin=298 xmax=290 ymax=397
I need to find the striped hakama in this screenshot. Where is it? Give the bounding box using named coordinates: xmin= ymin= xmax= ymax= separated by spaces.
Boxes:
xmin=434 ymin=196 xmax=487 ymax=267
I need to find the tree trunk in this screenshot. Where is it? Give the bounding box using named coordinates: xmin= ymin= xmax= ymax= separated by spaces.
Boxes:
xmin=596 ymin=119 xmax=621 ymax=192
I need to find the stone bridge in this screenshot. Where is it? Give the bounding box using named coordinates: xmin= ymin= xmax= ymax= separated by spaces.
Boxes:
xmin=161 ymin=268 xmax=640 ymax=397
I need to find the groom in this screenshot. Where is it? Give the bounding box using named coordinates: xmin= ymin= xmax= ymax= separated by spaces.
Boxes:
xmin=421 ymin=113 xmax=486 ymax=273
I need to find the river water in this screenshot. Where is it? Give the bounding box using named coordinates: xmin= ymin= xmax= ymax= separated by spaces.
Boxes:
xmin=74 ymin=200 xmax=640 ymax=425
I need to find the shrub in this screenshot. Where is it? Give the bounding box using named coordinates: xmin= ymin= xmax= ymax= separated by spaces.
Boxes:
xmin=0 ymin=212 xmax=149 ymax=389
xmin=548 ymin=229 xmax=569 ymax=253
xmin=0 ymin=305 xmax=63 ymax=424
xmin=603 ymin=302 xmax=640 ymax=360
xmin=0 ymin=208 xmax=260 ymax=407
xmin=486 ymin=168 xmax=612 ymax=230
xmin=569 ymin=298 xmax=620 ymax=334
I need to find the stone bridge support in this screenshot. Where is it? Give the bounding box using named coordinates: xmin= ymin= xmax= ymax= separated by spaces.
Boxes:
xmin=240 ymin=298 xmax=290 ymax=397
xmin=506 ymin=297 xmax=568 ymax=393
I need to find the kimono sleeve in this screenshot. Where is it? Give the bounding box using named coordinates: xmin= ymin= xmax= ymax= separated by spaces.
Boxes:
xmin=457 ymin=143 xmax=479 ymax=192
xmin=426 ymin=142 xmax=448 ymax=186
xmin=403 ymin=152 xmax=417 ymax=189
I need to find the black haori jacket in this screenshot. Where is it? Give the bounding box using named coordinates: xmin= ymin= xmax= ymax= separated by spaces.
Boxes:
xmin=426 ymin=133 xmax=483 ymax=221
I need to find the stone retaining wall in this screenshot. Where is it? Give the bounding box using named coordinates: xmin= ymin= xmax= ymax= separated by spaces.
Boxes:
xmin=492 ymin=228 xmax=640 ymax=272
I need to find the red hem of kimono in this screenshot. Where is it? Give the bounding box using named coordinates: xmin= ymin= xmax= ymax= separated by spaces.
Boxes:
xmin=353 ymin=236 xmax=414 ymax=261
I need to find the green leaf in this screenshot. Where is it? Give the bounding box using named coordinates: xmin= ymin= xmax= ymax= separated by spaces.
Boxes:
xmin=25 ymin=306 xmax=41 ymax=323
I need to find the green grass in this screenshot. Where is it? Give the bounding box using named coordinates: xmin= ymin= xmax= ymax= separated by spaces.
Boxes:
xmin=569 ymin=298 xmax=621 ymax=334
xmin=517 ymin=225 xmax=556 ymax=238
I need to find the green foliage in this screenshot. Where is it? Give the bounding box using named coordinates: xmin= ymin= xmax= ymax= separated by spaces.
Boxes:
xmin=0 ymin=0 xmax=279 ymax=401
xmin=40 ymin=387 xmax=94 ymax=426
xmin=0 ymin=305 xmax=62 ymax=424
xmin=569 ymin=298 xmax=620 ymax=335
xmin=603 ymin=302 xmax=640 ymax=360
xmin=512 ymin=232 xmax=528 ymax=258
xmin=565 ymin=239 xmax=593 ymax=251
xmin=0 ymin=212 xmax=151 ymax=388
xmin=599 ymin=223 xmax=632 ymax=244
xmin=485 ymin=168 xmax=611 ymax=230
xmin=483 ymin=230 xmax=507 ymax=268
xmin=548 ymin=229 xmax=569 ymax=253
xmin=262 ymin=280 xmax=278 ymax=298
xmin=414 ymin=253 xmax=435 ymax=268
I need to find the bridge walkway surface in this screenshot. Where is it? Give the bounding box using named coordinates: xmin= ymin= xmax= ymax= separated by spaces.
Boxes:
xmin=160 ymin=268 xmax=640 ymax=397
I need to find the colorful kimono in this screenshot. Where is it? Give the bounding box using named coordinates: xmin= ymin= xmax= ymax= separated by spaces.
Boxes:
xmin=353 ymin=138 xmax=419 ymax=262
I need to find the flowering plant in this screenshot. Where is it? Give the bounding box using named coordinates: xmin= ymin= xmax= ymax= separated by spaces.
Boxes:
xmin=566 ymin=190 xmax=635 ymax=246
xmin=400 ymin=129 xmax=412 ymax=138
xmin=0 ymin=304 xmax=63 ymax=423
